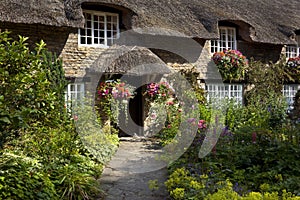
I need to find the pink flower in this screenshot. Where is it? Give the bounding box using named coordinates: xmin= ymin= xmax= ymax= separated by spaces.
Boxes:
xmin=73 ymin=115 xmax=78 ymax=121
xmin=166 ymin=101 xmax=174 ymax=105
xmin=151 ymin=113 xmax=157 ymax=119
xmin=198 ymin=119 xmax=207 ymax=129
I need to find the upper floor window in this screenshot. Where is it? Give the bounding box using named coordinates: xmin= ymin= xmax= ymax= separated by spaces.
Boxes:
xmin=79 ymin=10 xmax=119 ymax=47
xmin=286 ymin=35 xmax=300 ymax=59
xmin=211 ymin=27 xmax=237 ymax=53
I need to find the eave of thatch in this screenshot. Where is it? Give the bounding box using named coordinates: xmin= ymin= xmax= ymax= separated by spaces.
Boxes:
xmin=88 ymin=45 xmax=171 ymax=75
xmin=0 ymin=0 xmax=83 ymax=28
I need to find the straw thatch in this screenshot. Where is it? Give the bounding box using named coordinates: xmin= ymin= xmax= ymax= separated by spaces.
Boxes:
xmin=89 ymin=45 xmax=171 ymax=75
xmin=1 ymin=0 xmax=300 ymax=44
xmin=75 ymin=0 xmax=300 ymax=44
xmin=0 ymin=0 xmax=83 ymax=28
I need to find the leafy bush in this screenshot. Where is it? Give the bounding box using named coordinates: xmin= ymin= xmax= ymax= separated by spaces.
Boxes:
xmin=0 ymin=32 xmax=118 ymax=199
xmin=0 ymin=31 xmax=66 ymax=148
xmin=166 ymin=94 xmax=300 ymax=199
xmin=0 ymin=152 xmax=57 ymax=199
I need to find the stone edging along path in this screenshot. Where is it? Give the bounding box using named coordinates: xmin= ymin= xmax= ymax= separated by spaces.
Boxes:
xmin=98 ymin=137 xmax=170 ymax=200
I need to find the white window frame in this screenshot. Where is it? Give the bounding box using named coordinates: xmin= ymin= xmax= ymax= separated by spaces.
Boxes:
xmin=282 ymin=84 xmax=300 ymax=110
xmin=211 ymin=27 xmax=237 ymax=53
xmin=286 ymin=35 xmax=300 ymax=59
xmin=78 ymin=10 xmax=120 ymax=48
xmin=205 ymin=83 xmax=243 ymax=105
xmin=65 ymin=83 xmax=85 ymax=109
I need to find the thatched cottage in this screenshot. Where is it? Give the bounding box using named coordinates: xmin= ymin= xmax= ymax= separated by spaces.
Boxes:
xmin=1 ymin=0 xmax=300 ymax=128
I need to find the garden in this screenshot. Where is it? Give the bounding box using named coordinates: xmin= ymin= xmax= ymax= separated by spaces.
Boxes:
xmin=162 ymin=50 xmax=300 ymax=199
xmin=0 ymin=32 xmax=119 ymax=199
xmin=1 ymin=30 xmax=300 ymax=200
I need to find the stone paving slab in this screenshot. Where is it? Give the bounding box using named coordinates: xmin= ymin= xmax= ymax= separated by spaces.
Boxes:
xmin=98 ymin=138 xmax=170 ymax=200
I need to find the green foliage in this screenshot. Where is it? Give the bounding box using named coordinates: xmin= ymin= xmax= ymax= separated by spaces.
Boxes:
xmin=165 ymin=167 xmax=206 ymax=200
xmin=205 ymin=181 xmax=300 ymax=200
xmin=166 ymin=92 xmax=300 ymax=199
xmin=225 ymin=92 xmax=288 ymax=132
xmin=74 ymin=99 xmax=119 ymax=164
xmin=245 ymin=58 xmax=286 ymax=103
xmin=0 ymin=152 xmax=57 ymax=200
xmin=0 ymin=31 xmax=67 ymax=148
xmin=0 ymin=32 xmax=116 ymax=199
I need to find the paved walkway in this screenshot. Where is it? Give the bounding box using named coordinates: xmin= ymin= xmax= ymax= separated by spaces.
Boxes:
xmin=99 ymin=137 xmax=170 ymax=200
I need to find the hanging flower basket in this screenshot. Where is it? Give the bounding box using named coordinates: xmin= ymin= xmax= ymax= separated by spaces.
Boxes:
xmin=96 ymin=80 xmax=135 ymax=123
xmin=285 ymin=56 xmax=300 ymax=82
xmin=212 ymin=49 xmax=248 ymax=82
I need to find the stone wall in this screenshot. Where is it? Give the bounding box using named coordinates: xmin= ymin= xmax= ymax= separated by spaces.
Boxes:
xmin=60 ymin=30 xmax=107 ymax=77
xmin=0 ymin=22 xmax=286 ymax=81
xmin=150 ymin=39 xmax=285 ymax=81
xmin=0 ymin=22 xmax=108 ymax=78
xmin=0 ymin=22 xmax=69 ymax=56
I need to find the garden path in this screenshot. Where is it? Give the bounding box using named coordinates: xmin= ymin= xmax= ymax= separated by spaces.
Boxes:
xmin=98 ymin=137 xmax=170 ymax=200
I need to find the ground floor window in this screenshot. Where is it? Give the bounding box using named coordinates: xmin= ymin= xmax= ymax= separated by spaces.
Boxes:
xmin=65 ymin=83 xmax=85 ymax=109
xmin=282 ymin=84 xmax=300 ymax=110
xmin=205 ymin=83 xmax=243 ymax=105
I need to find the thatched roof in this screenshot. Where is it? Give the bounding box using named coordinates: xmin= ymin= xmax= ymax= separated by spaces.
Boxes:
xmin=1 ymin=0 xmax=300 ymax=44
xmin=77 ymin=0 xmax=300 ymax=45
xmin=0 ymin=0 xmax=83 ymax=28
xmin=88 ymin=45 xmax=171 ymax=75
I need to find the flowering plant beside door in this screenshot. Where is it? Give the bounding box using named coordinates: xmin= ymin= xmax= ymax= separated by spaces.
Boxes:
xmin=96 ymin=80 xmax=135 ymax=124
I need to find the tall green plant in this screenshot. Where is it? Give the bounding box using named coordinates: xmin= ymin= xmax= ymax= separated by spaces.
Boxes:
xmin=0 ymin=31 xmax=67 ymax=147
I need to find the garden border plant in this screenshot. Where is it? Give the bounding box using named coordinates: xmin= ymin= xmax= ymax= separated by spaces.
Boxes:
xmin=0 ymin=31 xmax=118 ymax=199
xmin=164 ymin=54 xmax=300 ymax=199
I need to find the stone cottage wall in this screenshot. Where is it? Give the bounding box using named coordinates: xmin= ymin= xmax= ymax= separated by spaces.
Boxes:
xmin=0 ymin=22 xmax=70 ymax=57
xmin=60 ymin=30 xmax=107 ymax=77
xmin=0 ymin=22 xmax=285 ymax=80
xmin=150 ymin=39 xmax=284 ymax=81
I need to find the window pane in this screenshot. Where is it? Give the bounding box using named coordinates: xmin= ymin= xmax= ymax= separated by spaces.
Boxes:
xmin=210 ymin=27 xmax=237 ymax=53
xmin=80 ymin=12 xmax=119 ymax=46
xmin=206 ymin=83 xmax=243 ymax=105
xmin=87 ymin=20 xmax=92 ymax=29
xmin=85 ymin=13 xmax=91 ymax=20
xmin=112 ymin=16 xmax=118 ymax=23
xmin=87 ymin=29 xmax=92 ymax=36
xmin=87 ymin=37 xmax=92 ymax=44
xmin=94 ymin=22 xmax=99 ymax=29
xmin=80 ymin=36 xmax=86 ymax=44
xmin=100 ymin=31 xmax=105 ymax=38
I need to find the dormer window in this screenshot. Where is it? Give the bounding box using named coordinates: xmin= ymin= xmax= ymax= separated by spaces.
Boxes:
xmin=79 ymin=10 xmax=119 ymax=47
xmin=211 ymin=27 xmax=237 ymax=53
xmin=286 ymin=35 xmax=300 ymax=58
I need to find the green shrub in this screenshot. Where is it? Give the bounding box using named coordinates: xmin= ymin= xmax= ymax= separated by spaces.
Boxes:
xmin=0 ymin=32 xmax=117 ymax=199
xmin=0 ymin=152 xmax=58 ymax=200
xmin=0 ymin=31 xmax=67 ymax=148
